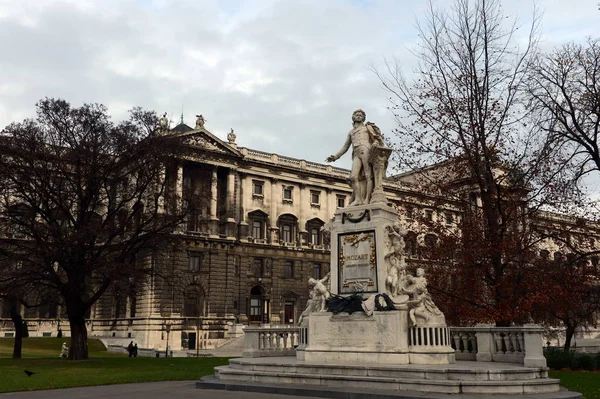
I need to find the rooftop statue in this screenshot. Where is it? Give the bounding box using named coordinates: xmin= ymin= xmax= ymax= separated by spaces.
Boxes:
xmin=158 ymin=112 xmax=169 ymax=134
xmin=195 ymin=114 xmax=206 ymax=129
xmin=326 ymin=109 xmax=390 ymax=206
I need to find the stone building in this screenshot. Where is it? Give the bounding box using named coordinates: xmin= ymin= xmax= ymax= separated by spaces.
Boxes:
xmin=1 ymin=121 xmax=599 ymax=351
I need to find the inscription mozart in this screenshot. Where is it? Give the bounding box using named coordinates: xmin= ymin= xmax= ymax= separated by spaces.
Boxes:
xmin=338 ymin=230 xmax=378 ymax=294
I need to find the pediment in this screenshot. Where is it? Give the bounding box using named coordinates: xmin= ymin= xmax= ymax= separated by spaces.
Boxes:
xmin=176 ymin=128 xmax=242 ymax=158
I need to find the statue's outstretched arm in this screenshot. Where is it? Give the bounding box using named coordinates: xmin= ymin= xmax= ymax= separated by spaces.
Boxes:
xmin=326 ymin=133 xmax=352 ymax=162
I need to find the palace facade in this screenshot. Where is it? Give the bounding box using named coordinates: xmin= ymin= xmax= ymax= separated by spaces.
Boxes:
xmin=1 ymin=121 xmax=598 ymax=351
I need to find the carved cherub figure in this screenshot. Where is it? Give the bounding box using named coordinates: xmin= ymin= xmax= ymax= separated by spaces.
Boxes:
xmin=308 ymin=272 xmax=331 ymax=312
xmin=401 ymin=268 xmax=443 ymax=326
xmin=384 ymin=222 xmax=407 ymax=296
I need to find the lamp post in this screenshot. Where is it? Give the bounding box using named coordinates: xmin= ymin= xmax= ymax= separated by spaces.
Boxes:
xmin=165 ymin=324 xmax=171 ymax=358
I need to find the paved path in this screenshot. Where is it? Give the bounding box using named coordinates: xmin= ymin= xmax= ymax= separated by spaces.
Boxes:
xmin=0 ymin=381 xmax=323 ymax=399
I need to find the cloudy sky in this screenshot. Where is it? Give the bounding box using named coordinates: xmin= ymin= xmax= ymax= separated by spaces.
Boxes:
xmin=0 ymin=0 xmax=597 ymax=170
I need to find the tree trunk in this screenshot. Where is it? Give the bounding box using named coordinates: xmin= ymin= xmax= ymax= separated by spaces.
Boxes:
xmin=564 ymin=323 xmax=576 ymax=352
xmin=9 ymin=301 xmax=23 ymax=359
xmin=66 ymin=301 xmax=89 ymax=360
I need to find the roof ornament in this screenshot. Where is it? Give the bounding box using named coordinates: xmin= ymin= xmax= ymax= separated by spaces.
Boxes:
xmin=227 ymin=128 xmax=237 ymax=145
xmin=195 ymin=114 xmax=205 ymax=129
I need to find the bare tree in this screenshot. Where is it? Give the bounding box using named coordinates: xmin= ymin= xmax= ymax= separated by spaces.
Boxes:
xmin=375 ymin=0 xmax=576 ymax=325
xmin=0 ymin=98 xmax=196 ymax=359
xmin=529 ymin=37 xmax=600 ymax=184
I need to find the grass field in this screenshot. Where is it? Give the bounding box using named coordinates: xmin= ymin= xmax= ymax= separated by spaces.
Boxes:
xmin=549 ymin=370 xmax=600 ymax=399
xmin=1 ymin=338 xmax=598 ymax=397
xmin=0 ymin=338 xmax=229 ymax=393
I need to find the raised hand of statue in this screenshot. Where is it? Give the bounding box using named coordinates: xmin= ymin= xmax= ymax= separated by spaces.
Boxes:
xmin=325 ymin=155 xmax=336 ymax=163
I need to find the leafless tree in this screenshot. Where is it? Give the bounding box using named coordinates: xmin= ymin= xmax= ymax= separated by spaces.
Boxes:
xmin=374 ymin=0 xmax=576 ymax=325
xmin=528 ymin=37 xmax=600 ymax=185
xmin=0 ymin=98 xmax=198 ymax=359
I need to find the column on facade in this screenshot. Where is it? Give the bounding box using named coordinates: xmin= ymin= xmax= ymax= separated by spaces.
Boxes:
xmin=298 ymin=183 xmax=307 ymax=246
xmin=225 ymin=168 xmax=237 ymax=239
xmin=209 ymin=166 xmax=219 ymax=237
xmin=269 ymin=178 xmax=279 ymax=245
xmin=156 ymin=165 xmax=166 ymax=213
xmin=238 ymin=172 xmax=249 ymax=239
xmin=325 ymin=188 xmax=332 ymax=222
xmin=176 ymin=164 xmax=183 ymax=208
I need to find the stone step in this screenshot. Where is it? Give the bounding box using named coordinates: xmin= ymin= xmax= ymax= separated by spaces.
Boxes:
xmin=228 ymin=358 xmax=548 ymax=381
xmin=216 ymin=365 xmax=561 ymax=395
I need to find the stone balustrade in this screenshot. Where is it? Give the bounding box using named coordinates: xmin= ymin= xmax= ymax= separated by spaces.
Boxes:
xmin=450 ymin=324 xmax=546 ymax=367
xmin=242 ymin=323 xmax=547 ymax=368
xmin=242 ymin=325 xmax=300 ymax=358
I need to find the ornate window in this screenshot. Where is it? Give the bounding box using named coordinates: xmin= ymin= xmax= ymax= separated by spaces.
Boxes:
xmin=313 ymin=263 xmax=322 ymax=279
xmin=252 ymin=180 xmax=264 ymax=197
xmin=405 ymin=232 xmax=418 ymax=258
xmin=445 ymin=212 xmax=454 ymax=225
xmin=252 ymin=258 xmax=264 ymax=276
xmin=248 ymin=210 xmax=268 ymax=240
xmin=284 ymin=260 xmax=294 ymax=278
xmin=425 ymin=209 xmax=434 ymax=222
xmin=282 ymin=224 xmax=293 ymax=243
xmin=282 ymin=186 xmax=293 ymax=203
xmin=310 ymin=190 xmax=320 ymax=206
xmin=183 ymin=287 xmax=205 ymax=317
xmin=306 ymin=218 xmax=324 ymax=246
xmin=277 ymin=214 xmax=298 ymax=244
xmin=189 ymin=254 xmax=202 ymax=272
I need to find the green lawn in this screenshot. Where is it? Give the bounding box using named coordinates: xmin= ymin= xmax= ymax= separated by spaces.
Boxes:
xmin=2 ymin=339 xmax=598 ymax=397
xmin=549 ymin=370 xmax=600 ymax=399
xmin=0 ymin=338 xmax=229 ymax=393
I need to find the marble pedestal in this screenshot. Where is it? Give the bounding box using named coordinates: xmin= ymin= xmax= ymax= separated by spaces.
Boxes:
xmin=313 ymin=202 xmax=455 ymax=365
xmin=303 ymin=310 xmax=410 ymax=364
xmin=330 ymin=203 xmax=399 ymax=296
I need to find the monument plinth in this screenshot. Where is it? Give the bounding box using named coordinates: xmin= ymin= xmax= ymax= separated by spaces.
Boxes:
xmin=206 ymin=108 xmax=567 ymax=398
xmin=303 ymin=108 xmax=455 ymax=365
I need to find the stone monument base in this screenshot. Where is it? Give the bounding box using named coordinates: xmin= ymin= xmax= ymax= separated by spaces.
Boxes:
xmin=303 ymin=311 xmax=455 ymax=365
xmin=208 ymin=357 xmax=567 ymax=396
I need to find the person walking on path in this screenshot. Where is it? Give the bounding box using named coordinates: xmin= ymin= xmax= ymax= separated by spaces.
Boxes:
xmin=59 ymin=342 xmax=69 ymax=359
xmin=127 ymin=341 xmax=134 ymax=358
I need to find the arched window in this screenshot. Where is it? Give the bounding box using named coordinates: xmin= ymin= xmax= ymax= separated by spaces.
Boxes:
xmin=306 ymin=218 xmax=325 ymax=246
xmin=277 ymin=214 xmax=298 ymax=244
xmin=405 ymin=232 xmax=418 ymax=258
xmin=248 ymin=210 xmax=268 ymax=240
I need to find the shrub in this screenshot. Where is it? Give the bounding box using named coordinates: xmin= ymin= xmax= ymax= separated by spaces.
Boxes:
xmin=572 ymin=353 xmax=595 ymax=371
xmin=545 ymin=349 xmax=574 ymax=369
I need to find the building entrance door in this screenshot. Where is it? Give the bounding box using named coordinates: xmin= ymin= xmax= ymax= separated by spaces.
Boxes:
xmin=284 ymin=302 xmax=295 ymax=324
xmin=249 ymin=285 xmax=267 ymax=324
xmin=188 ymin=332 xmax=196 ymax=350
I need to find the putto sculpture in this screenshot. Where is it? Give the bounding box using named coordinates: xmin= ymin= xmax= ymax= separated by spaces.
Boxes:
xmin=298 ymin=272 xmax=331 ymax=325
xmin=326 ymin=109 xmax=390 ymax=206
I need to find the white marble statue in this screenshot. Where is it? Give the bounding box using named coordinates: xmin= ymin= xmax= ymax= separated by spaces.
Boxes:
xmin=298 ymin=272 xmax=331 ymax=325
xmin=158 ymin=112 xmax=169 ymax=134
xmin=400 ymin=268 xmax=444 ymax=326
xmin=325 ymin=109 xmax=386 ymax=206
xmin=195 ymin=114 xmax=206 ymax=129
xmin=384 ymin=222 xmax=408 ymax=296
